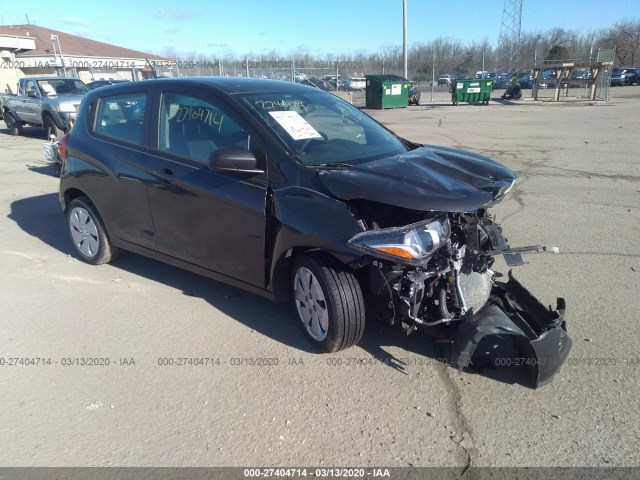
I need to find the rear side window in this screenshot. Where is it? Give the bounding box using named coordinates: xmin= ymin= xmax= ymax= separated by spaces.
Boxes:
xmin=94 ymin=93 xmax=147 ymax=146
xmin=158 ymin=92 xmax=249 ymax=164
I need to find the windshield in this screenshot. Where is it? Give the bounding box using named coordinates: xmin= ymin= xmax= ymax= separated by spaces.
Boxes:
xmin=240 ymin=91 xmax=409 ymax=166
xmin=37 ymin=79 xmax=89 ymax=96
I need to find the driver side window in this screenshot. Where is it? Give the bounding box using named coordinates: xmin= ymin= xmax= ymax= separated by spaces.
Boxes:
xmin=159 ymin=92 xmax=250 ymax=165
xmin=25 ymin=80 xmax=38 ymax=96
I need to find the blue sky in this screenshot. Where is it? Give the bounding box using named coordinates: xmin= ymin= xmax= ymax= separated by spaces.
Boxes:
xmin=1 ymin=0 xmax=638 ymax=58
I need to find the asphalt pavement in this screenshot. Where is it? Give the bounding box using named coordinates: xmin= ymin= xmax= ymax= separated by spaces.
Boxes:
xmin=1 ymin=85 xmax=639 ymax=471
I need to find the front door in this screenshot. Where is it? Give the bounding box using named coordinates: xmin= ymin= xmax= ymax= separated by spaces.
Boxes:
xmin=19 ymin=79 xmax=41 ymax=124
xmin=145 ymin=89 xmax=268 ymax=288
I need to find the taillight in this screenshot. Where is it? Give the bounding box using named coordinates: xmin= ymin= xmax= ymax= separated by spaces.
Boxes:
xmin=58 ymin=132 xmax=70 ymax=163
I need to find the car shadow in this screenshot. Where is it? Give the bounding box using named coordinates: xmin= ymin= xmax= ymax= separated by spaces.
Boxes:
xmin=2 ymin=125 xmax=47 ymax=139
xmin=9 ymin=193 xmax=534 ymax=387
xmin=111 ymin=252 xmax=315 ymax=353
xmin=27 ymin=163 xmax=59 ymax=177
xmin=8 ymin=193 xmax=313 ymax=353
xmin=493 ymin=98 xmax=524 ymax=105
xmin=8 ymin=193 xmax=73 ymax=254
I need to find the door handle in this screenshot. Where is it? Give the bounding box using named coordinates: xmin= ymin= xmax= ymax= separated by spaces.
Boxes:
xmin=154 ymin=167 xmax=175 ymax=183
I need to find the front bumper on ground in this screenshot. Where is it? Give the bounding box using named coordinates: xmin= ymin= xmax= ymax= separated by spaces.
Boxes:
xmin=452 ymin=272 xmax=572 ymax=388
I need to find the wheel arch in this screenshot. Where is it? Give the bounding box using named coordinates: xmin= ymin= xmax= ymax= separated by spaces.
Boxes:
xmin=271 ymin=246 xmax=318 ymax=302
xmin=3 ymin=104 xmax=19 ymax=119
xmin=42 ymin=109 xmax=65 ymax=130
xmin=62 ymin=187 xmax=89 ymax=213
xmin=42 ymin=106 xmax=60 ymax=122
xmin=270 ymin=246 xmax=357 ymax=303
xmin=62 ymin=188 xmax=111 ymax=241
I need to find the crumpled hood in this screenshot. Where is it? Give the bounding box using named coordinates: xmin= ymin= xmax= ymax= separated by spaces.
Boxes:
xmin=318 ymin=145 xmax=517 ymax=212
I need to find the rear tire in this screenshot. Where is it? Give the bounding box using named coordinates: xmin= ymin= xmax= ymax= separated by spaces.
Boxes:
xmin=292 ymin=252 xmax=365 ymax=353
xmin=67 ymin=196 xmax=118 ymax=265
xmin=4 ymin=112 xmax=23 ymax=136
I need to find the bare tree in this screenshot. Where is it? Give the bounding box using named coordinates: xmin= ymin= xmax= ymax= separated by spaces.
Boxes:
xmin=601 ymin=19 xmax=640 ymax=65
xmin=162 ymin=17 xmax=639 ymax=79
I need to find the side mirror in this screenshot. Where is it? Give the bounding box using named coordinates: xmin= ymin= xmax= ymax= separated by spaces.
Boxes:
xmin=27 ymin=91 xmax=39 ymax=98
xmin=207 ymin=147 xmax=262 ymax=173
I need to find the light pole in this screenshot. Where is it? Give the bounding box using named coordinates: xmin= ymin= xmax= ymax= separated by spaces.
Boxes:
xmin=402 ymin=0 xmax=408 ymax=79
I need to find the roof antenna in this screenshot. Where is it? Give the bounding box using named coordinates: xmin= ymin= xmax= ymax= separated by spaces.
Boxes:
xmin=25 ymin=13 xmax=31 ymax=24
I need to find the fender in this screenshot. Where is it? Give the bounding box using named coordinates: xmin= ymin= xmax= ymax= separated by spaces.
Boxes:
xmin=2 ymin=102 xmax=21 ymax=123
xmin=266 ymin=185 xmax=364 ymax=301
xmin=41 ymin=105 xmax=68 ymax=130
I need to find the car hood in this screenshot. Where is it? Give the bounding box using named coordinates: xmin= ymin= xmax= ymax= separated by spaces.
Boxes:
xmin=318 ymin=145 xmax=517 ymax=213
xmin=47 ymin=94 xmax=86 ymax=104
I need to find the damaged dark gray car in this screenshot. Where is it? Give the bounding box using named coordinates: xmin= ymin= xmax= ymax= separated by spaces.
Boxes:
xmin=58 ymin=78 xmax=571 ymax=387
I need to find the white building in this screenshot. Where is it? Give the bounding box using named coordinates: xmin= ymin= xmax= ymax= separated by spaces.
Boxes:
xmin=0 ymin=24 xmax=173 ymax=91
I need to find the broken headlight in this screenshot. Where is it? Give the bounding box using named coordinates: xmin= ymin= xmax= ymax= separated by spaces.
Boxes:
xmin=348 ymin=216 xmax=450 ymax=266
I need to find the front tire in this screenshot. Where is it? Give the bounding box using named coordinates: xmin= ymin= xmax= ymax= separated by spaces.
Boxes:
xmin=67 ymin=197 xmax=118 ymax=265
xmin=44 ymin=115 xmax=63 ymax=140
xmin=292 ymin=252 xmax=365 ymax=353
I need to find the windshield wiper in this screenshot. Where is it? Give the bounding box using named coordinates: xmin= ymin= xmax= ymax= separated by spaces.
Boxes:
xmin=307 ymin=163 xmax=352 ymax=170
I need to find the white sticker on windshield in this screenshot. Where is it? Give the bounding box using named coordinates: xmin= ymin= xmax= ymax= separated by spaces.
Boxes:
xmin=41 ymin=84 xmax=56 ymax=95
xmin=268 ymin=111 xmax=322 ymax=141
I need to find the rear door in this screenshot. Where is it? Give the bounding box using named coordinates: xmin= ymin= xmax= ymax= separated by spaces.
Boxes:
xmin=145 ymin=87 xmax=268 ymax=288
xmin=80 ymin=90 xmax=157 ymax=250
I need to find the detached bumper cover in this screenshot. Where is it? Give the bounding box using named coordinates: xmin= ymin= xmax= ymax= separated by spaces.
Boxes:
xmin=452 ymin=272 xmax=572 ymax=388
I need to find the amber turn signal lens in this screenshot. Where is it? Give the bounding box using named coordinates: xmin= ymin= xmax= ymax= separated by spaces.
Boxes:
xmin=374 ymin=246 xmax=415 ymax=259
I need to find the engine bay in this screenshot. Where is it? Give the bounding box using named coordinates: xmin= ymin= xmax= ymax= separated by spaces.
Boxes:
xmin=345 ymin=199 xmax=571 ymax=388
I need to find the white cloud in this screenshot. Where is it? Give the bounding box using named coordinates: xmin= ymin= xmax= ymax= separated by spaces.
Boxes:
xmin=62 ymin=16 xmax=92 ymax=27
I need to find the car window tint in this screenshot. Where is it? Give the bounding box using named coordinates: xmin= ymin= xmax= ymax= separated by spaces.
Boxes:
xmin=95 ymin=93 xmax=147 ymax=146
xmin=159 ymin=92 xmax=249 ymax=164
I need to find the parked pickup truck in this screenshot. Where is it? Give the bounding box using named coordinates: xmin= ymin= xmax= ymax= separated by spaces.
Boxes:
xmin=2 ymin=77 xmax=89 ymax=139
xmin=0 ymin=93 xmax=7 ymax=120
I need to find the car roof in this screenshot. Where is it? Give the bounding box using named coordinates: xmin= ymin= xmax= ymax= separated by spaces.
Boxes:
xmin=26 ymin=77 xmax=83 ymax=81
xmin=84 ymin=77 xmax=318 ymax=97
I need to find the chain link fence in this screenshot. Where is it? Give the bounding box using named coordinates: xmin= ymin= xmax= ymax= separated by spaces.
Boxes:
xmin=162 ymin=59 xmax=367 ymax=92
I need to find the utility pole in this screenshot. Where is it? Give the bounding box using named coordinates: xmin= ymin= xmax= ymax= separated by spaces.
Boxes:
xmin=402 ymin=0 xmax=408 ymax=79
xmin=497 ymin=0 xmax=523 ymax=73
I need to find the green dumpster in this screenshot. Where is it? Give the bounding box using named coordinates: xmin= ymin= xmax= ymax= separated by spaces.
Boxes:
xmin=365 ymin=74 xmax=410 ymax=109
xmin=451 ymin=78 xmax=493 ymax=105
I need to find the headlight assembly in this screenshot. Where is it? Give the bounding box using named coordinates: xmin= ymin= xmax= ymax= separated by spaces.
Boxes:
xmin=348 ymin=215 xmax=451 ymax=265
xmin=57 ymin=103 xmax=77 ymax=113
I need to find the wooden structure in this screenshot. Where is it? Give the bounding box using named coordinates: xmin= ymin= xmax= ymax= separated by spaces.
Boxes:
xmin=532 ymin=61 xmax=613 ymax=101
